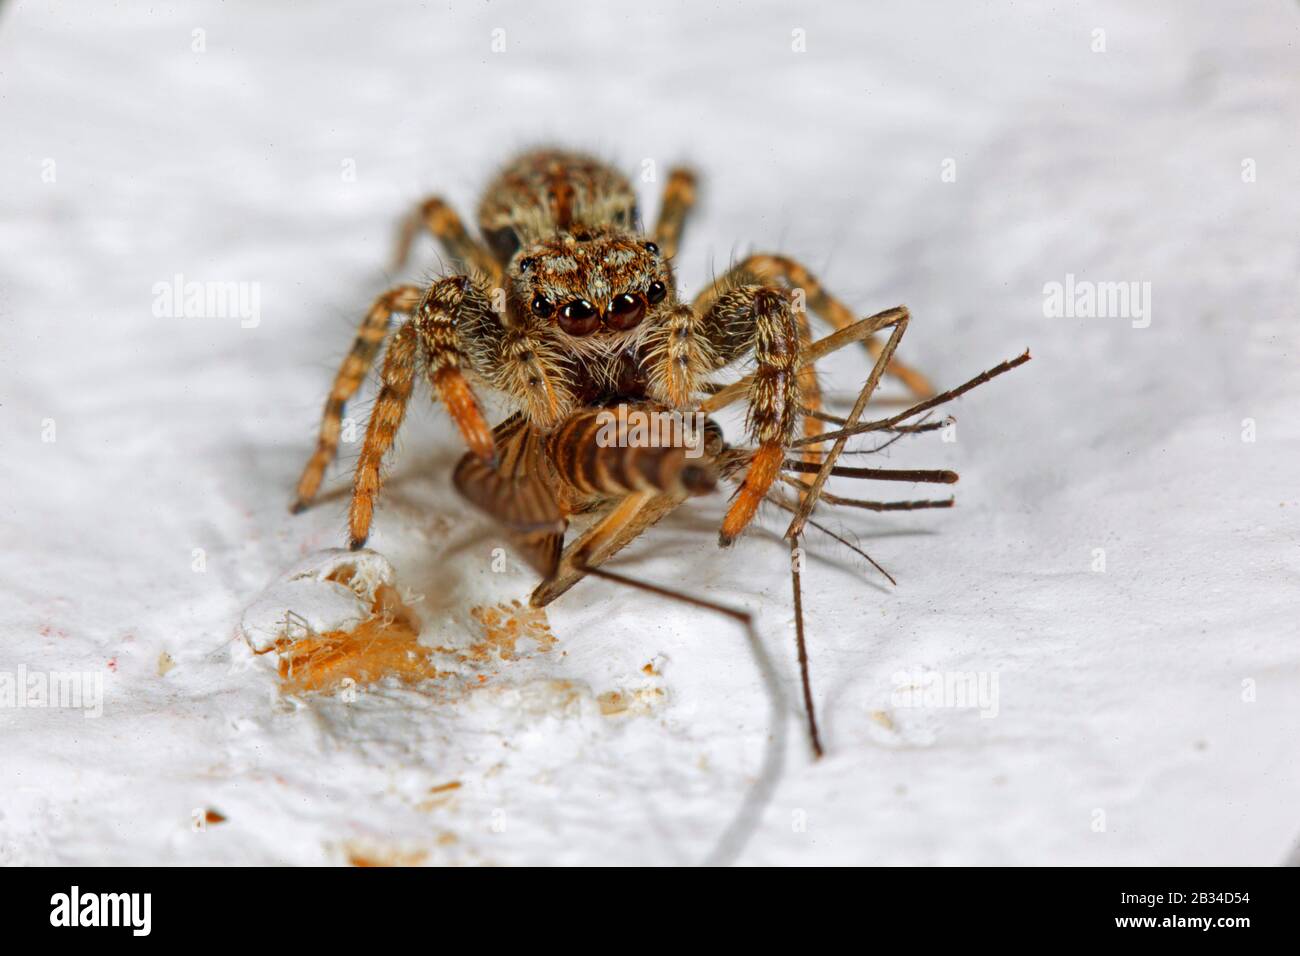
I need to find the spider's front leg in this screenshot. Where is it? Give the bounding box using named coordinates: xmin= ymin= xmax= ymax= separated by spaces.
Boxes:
xmin=292 ymin=284 xmax=424 ymax=513
xmin=698 ymin=284 xmax=804 ymax=546
xmin=695 ymin=254 xmax=934 ymax=399
xmin=347 ymin=276 xmax=498 ymax=549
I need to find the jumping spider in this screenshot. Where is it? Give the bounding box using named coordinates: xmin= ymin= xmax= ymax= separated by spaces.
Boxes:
xmin=292 ymin=149 xmax=932 ymax=549
xmin=290 ymin=149 xmax=1027 ymax=756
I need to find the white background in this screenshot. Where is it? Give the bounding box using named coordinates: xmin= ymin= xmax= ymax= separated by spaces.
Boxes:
xmin=1 ymin=0 xmax=1297 ymax=865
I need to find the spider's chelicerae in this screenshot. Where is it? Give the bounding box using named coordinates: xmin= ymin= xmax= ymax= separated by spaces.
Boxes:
xmin=292 ymin=149 xmax=931 ymax=549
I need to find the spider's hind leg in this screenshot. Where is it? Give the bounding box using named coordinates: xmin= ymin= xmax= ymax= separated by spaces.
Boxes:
xmin=652 ymin=166 xmax=698 ymax=260
xmin=392 ymin=196 xmax=502 ymax=284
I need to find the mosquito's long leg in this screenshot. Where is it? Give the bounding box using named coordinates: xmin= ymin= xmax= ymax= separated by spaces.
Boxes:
xmin=578 ymin=560 xmax=822 ymax=759
xmin=792 ymin=350 xmax=1032 ymax=448
xmin=778 ymin=475 xmax=955 ymax=512
xmin=788 ymin=535 xmax=822 ymax=757
xmin=801 ymin=408 xmax=948 ymax=431
xmin=784 ymin=311 xmax=910 ymax=540
xmin=575 ymin=558 xmax=794 ymax=864
xmin=701 ymin=306 xmax=908 ymax=417
xmin=580 ymin=564 xmax=748 ymax=625
xmin=781 ymin=460 xmax=957 ymax=483
xmin=762 ymin=485 xmax=897 ymax=587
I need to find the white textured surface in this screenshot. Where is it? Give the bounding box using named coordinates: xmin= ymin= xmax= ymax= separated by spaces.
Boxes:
xmin=2 ymin=0 xmax=1298 ymax=865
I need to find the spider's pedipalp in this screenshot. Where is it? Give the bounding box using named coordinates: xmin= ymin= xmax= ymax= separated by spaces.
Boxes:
xmin=643 ymin=303 xmax=714 ymax=408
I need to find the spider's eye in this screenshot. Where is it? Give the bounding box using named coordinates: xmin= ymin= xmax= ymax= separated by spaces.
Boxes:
xmin=646 ymin=280 xmax=667 ymax=304
xmin=563 ymin=299 xmax=597 ymax=320
xmin=607 ymin=292 xmax=646 ymax=331
xmin=531 ymin=294 xmax=554 ymax=317
xmin=558 ymin=299 xmax=600 ymax=336
xmin=644 ymin=241 xmax=659 ymax=255
xmin=519 ymin=257 xmax=536 ymax=273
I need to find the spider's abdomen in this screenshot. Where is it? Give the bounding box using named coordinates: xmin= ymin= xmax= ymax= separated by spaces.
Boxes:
xmin=477 ymin=150 xmax=638 ymax=263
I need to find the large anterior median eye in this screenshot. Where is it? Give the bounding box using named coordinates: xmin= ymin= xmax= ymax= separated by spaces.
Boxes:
xmin=559 ymin=298 xmax=600 ymax=336
xmin=606 ymin=292 xmax=646 ymax=331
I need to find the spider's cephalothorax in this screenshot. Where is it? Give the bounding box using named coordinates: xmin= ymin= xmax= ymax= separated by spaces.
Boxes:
xmin=291 ymin=149 xmax=934 ymax=553
xmin=477 ymin=149 xmax=640 ymax=260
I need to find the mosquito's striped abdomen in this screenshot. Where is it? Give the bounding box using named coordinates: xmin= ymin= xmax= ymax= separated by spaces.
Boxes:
xmin=545 ymin=405 xmax=718 ymax=500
